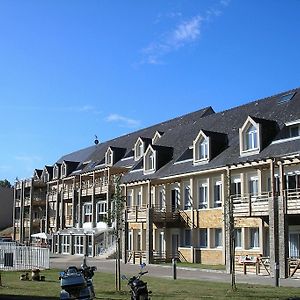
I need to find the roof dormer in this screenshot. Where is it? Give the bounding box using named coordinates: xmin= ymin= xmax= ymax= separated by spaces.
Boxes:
xmin=239 ymin=116 xmax=279 ymax=157
xmin=144 ymin=145 xmax=156 ymax=174
xmin=239 ymin=117 xmax=261 ymax=156
xmin=61 ymin=162 xmax=67 ymax=178
xmin=134 ymin=137 xmax=152 ymax=161
xmin=152 ymin=131 xmax=164 ymax=144
xmin=53 ymin=163 xmax=61 ymax=179
xmin=193 ymin=130 xmax=210 ymax=164
xmin=105 ymin=147 xmax=114 ymax=166
xmin=41 ymin=166 xmax=53 ymax=183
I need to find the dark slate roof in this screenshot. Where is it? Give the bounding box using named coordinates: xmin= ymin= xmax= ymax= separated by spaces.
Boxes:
xmin=121 ymin=87 xmax=300 ymax=182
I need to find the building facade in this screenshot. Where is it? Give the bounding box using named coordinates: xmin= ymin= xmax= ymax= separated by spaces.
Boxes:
xmin=13 ymin=87 xmax=300 ymax=278
xmin=0 ymin=186 xmax=14 ymax=230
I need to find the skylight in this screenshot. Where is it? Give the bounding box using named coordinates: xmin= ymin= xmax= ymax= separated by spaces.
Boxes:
xmin=278 ymin=92 xmax=296 ymax=104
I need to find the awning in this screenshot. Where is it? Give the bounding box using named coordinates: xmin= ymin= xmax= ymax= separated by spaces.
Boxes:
xmin=31 ymin=232 xmax=52 ymax=239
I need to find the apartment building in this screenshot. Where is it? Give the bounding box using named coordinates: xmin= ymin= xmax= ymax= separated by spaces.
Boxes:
xmin=13 ymin=87 xmax=300 ymax=278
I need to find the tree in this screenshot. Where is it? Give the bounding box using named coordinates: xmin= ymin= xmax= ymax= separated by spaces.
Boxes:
xmin=0 ymin=179 xmax=12 ymax=188
xmin=109 ymin=175 xmax=126 ymax=291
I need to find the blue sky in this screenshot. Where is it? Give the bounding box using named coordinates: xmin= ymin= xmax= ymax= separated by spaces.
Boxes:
xmin=1 ymin=0 xmax=300 ymax=184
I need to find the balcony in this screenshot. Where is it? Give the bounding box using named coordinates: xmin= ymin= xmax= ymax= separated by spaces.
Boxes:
xmin=24 ymin=197 xmax=31 ymax=206
xmin=32 ymin=218 xmax=41 ymax=227
xmin=94 ymin=178 xmax=109 ymax=194
xmin=14 ymin=219 xmax=20 ymax=227
xmin=232 ymin=192 xmax=270 ymax=217
xmin=48 ymin=190 xmax=58 ymax=202
xmin=32 ymin=193 xmax=46 ymax=206
xmin=24 ymin=179 xmax=32 ymax=188
xmin=286 ymin=188 xmax=300 ymax=214
xmin=15 ymin=181 xmax=22 ymax=189
xmin=15 ymin=200 xmax=21 ymax=207
xmin=63 ymin=189 xmax=74 ymax=200
xmin=127 ymin=205 xmax=147 ymax=222
xmin=49 ymin=217 xmax=56 ymax=227
xmin=23 ymin=218 xmax=30 ymax=227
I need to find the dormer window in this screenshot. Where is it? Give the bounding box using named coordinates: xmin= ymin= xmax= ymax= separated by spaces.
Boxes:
xmin=244 ymin=124 xmax=258 ymax=150
xmin=290 ymin=124 xmax=300 ymax=138
xmin=53 ymin=165 xmax=59 ymax=179
xmin=193 ymin=130 xmax=210 ymax=164
xmin=43 ymin=172 xmax=49 ymax=183
xmin=61 ymin=163 xmax=67 ymax=177
xmin=240 ymin=117 xmax=261 ymax=156
xmin=152 ymin=131 xmax=163 ymax=144
xmin=106 ymin=148 xmax=113 ymax=166
xmin=144 ymin=146 xmax=156 ymax=174
xmin=134 ymin=138 xmax=144 ymax=161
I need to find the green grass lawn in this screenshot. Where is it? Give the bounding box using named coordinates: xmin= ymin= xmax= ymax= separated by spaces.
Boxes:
xmin=155 ymin=262 xmax=226 ymax=271
xmin=0 ymin=269 xmax=299 ymax=299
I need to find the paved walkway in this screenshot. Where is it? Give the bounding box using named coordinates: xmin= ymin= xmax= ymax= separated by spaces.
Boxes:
xmin=50 ymin=254 xmax=300 ymax=288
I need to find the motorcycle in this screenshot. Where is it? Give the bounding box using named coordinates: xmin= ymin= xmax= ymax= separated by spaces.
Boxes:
xmin=122 ymin=263 xmax=152 ymax=300
xmin=59 ymin=256 xmax=97 ymax=300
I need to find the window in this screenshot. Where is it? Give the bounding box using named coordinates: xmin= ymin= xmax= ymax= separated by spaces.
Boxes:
xmin=231 ymin=178 xmax=241 ymax=196
xmin=199 ymin=228 xmax=207 ymax=248
xmin=96 ymin=201 xmax=107 ymax=222
xmin=127 ymin=191 xmax=132 ymax=207
xmin=193 ymin=131 xmax=210 ymax=163
xmin=184 ymin=184 xmax=191 ymax=210
xmin=53 ymin=166 xmax=59 ymax=179
xmin=249 ymin=177 xmax=259 ymax=197
xmin=136 ymin=191 xmax=142 ymax=207
xmin=198 ymin=137 xmax=208 ymax=159
xmin=83 ymin=203 xmax=92 ymax=223
xmin=158 ymin=189 xmax=165 ymax=210
xmin=198 ymin=182 xmax=208 ymax=209
xmin=144 ymin=148 xmax=156 ymax=173
xmin=289 ymin=233 xmax=300 ymax=258
xmin=184 ymin=229 xmax=191 ymax=246
xmin=61 ymin=163 xmax=67 ymax=177
xmin=214 ymin=228 xmax=222 ymax=248
xmin=171 ymin=189 xmax=179 ymax=212
xmin=249 ymin=228 xmax=259 ymax=248
xmin=73 ymin=236 xmax=84 ymax=255
xmin=214 ymin=181 xmax=222 ymax=208
xmin=290 ymin=125 xmax=300 ymax=138
xmin=106 ymin=148 xmax=113 ymax=165
xmin=134 ymin=139 xmax=144 ymax=160
xmin=244 ymin=125 xmax=258 ymax=150
xmin=234 ymin=228 xmax=242 ymax=248
xmin=62 ymin=235 xmax=70 ymax=253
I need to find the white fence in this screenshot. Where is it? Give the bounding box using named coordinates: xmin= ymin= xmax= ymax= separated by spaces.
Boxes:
xmin=0 ymin=242 xmax=50 ymax=270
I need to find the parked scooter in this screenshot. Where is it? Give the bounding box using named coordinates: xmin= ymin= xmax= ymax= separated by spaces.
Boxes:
xmin=59 ymin=256 xmax=97 ymax=300
xmin=122 ymin=263 xmax=151 ymax=300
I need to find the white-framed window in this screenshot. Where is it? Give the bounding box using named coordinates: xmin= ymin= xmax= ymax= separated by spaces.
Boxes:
xmin=134 ymin=138 xmax=144 ymax=161
xmin=61 ymin=163 xmax=67 ymax=177
xmin=249 ymin=228 xmax=259 ymax=248
xmin=249 ymin=176 xmax=259 ymax=197
xmin=193 ymin=131 xmax=210 ymax=163
xmin=158 ymin=231 xmax=165 ymax=253
xmin=73 ymin=236 xmax=84 ymax=255
xmin=136 ymin=191 xmax=142 ymax=207
xmin=289 ymin=233 xmax=300 ymax=258
xmin=144 ymin=147 xmax=156 ymax=173
xmin=43 ymin=171 xmax=49 ymax=183
xmin=234 ymin=228 xmax=242 ymax=248
xmin=96 ymin=201 xmax=107 ymax=222
xmin=158 ymin=189 xmax=165 ymax=210
xmin=53 ymin=165 xmax=59 ymax=179
xmin=62 ymin=235 xmax=70 ymax=254
xmin=244 ymin=124 xmax=258 ymax=150
xmin=199 ymin=228 xmax=207 ymax=248
xmin=289 ymin=125 xmax=300 ymax=138
xmin=214 ymin=228 xmax=222 ymax=248
xmin=171 ymin=188 xmax=179 ymax=212
xmin=240 ymin=117 xmax=261 ymax=156
xmin=105 ymin=148 xmax=113 ymax=166
xmin=83 ymin=203 xmax=92 ymax=223
xmin=184 ymin=183 xmax=191 ymax=210
xmin=213 ymin=181 xmax=222 ymax=208
xmin=198 ymin=182 xmax=208 ymax=209
xmin=231 ymin=178 xmax=241 ymax=196
xmin=127 ymin=191 xmax=133 ymax=207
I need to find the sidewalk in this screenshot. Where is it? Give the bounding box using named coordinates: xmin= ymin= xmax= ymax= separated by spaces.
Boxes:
xmin=50 ymin=254 xmax=300 ymax=288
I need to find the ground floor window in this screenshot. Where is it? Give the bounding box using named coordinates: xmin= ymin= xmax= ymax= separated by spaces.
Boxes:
xmin=249 ymin=228 xmax=259 ymax=248
xmin=290 ymin=233 xmax=300 ymax=258
xmin=62 ymin=235 xmax=70 ymax=254
xmin=235 ymin=228 xmax=242 ymax=248
xmin=199 ymin=228 xmax=207 ymax=248
xmin=73 ymin=236 xmax=84 ymax=255
xmin=214 ymin=228 xmax=222 ymax=248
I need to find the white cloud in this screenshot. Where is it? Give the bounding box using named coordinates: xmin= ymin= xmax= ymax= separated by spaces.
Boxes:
xmin=141 ymin=1 xmax=230 ymax=65
xmin=106 ymin=114 xmax=140 ymax=128
xmin=15 ymin=155 xmax=42 ymax=163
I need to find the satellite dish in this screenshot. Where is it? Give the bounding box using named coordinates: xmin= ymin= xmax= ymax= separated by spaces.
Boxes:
xmin=94 ymin=135 xmax=99 ymax=145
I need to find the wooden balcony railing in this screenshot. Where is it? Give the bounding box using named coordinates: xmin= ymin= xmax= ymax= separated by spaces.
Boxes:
xmin=126 ymin=205 xmax=147 ymax=222
xmin=49 ymin=217 xmax=56 ymax=227
xmin=24 ymin=179 xmax=32 ymax=188
xmin=63 ymin=189 xmax=74 ymax=200
xmin=232 ymin=192 xmax=270 ymax=217
xmin=48 ymin=190 xmax=58 ymax=202
xmin=65 ymin=215 xmax=73 ymax=226
xmin=15 ymin=200 xmax=21 ymax=207
xmin=24 ymin=197 xmax=31 ymax=206
xmin=286 ymin=189 xmax=300 ymax=213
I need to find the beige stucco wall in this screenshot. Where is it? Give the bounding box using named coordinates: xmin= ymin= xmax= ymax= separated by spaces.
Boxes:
xmin=0 ymin=187 xmax=14 ymax=230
